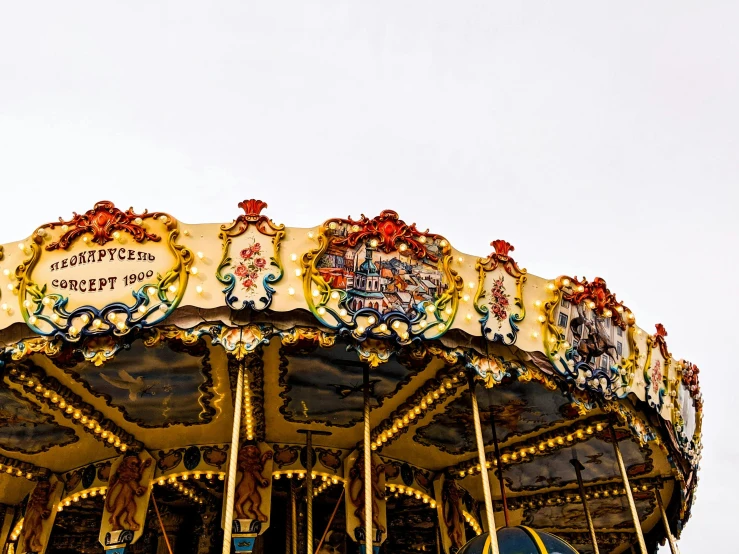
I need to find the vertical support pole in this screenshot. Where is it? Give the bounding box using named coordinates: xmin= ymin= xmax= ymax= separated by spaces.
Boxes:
xmin=570 ymin=458 xmax=599 ymax=554
xmin=306 ymin=431 xmax=314 ymax=554
xmin=298 ymin=429 xmax=330 ymax=554
xmin=291 ymin=480 xmax=298 ymax=554
xmin=486 ymin=389 xmax=509 ymax=527
xmin=609 ymin=421 xmax=647 ymax=554
xmin=363 ymin=364 xmax=373 ymax=554
xmin=655 ymin=488 xmax=679 ymax=554
xmin=468 ymin=376 xmax=500 ymax=554
xmin=222 ymin=349 xmax=245 ymax=554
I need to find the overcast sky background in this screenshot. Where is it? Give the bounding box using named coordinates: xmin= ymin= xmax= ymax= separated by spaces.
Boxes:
xmin=1 ymin=3 xmax=737 ymax=552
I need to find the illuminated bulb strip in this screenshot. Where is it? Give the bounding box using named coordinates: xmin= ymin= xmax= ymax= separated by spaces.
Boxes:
xmin=312 ymin=472 xmax=344 ymax=497
xmin=505 ymin=479 xmax=657 ymax=511
xmin=462 ymin=510 xmax=483 ymax=536
xmin=453 ymin=420 xmax=610 ymax=478
xmin=57 ymin=487 xmax=108 ymax=512
xmin=154 ymin=470 xmax=226 ymax=485
xmin=372 ymin=373 xmax=459 ymax=451
xmin=154 ymin=477 xmax=206 ymax=504
xmin=385 ymin=484 xmax=437 ymax=509
xmin=273 ymin=470 xmax=343 ymax=485
xmin=0 ymin=459 xmax=39 ymax=481
xmin=243 ymin=375 xmax=254 ymax=442
xmin=7 ymin=368 xmax=133 ymax=453
xmin=9 ymin=518 xmax=24 ymax=542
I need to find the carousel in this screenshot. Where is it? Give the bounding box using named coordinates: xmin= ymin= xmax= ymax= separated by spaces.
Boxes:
xmin=0 ymin=201 xmax=701 ymax=554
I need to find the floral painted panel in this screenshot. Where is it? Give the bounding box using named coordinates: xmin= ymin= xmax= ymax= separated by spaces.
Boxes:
xmin=476 ymin=269 xmax=522 ymax=344
xmin=222 ymin=229 xmax=281 ymax=310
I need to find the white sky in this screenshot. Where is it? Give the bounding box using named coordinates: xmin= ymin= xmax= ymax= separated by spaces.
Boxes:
xmin=1 ymin=3 xmax=737 ymax=552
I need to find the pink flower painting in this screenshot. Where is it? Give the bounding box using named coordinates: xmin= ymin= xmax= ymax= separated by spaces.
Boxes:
xmin=652 ymin=360 xmax=662 ymax=394
xmin=235 ymin=240 xmax=268 ymax=294
xmin=489 ymin=276 xmax=510 ymax=326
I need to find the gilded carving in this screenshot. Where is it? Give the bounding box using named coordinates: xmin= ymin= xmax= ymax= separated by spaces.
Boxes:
xmin=106 ymin=454 xmax=153 ymax=531
xmin=234 ymin=445 xmax=273 ymax=521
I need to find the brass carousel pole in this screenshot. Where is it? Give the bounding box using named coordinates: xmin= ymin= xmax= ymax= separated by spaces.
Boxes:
xmin=291 ymin=480 xmax=298 ymax=554
xmin=306 ymin=431 xmax=314 ymax=554
xmin=569 ymin=456 xmax=599 ymax=554
xmin=298 ymin=428 xmax=331 ymax=554
xmin=363 ymin=364 xmax=373 ymax=554
xmin=486 ymin=389 xmax=510 ymax=527
xmin=655 ymin=487 xmax=679 ymax=554
xmin=222 ymin=329 xmax=246 ymax=554
xmin=468 ymin=375 xmax=500 ymax=554
xmin=608 ymin=419 xmax=647 ymax=554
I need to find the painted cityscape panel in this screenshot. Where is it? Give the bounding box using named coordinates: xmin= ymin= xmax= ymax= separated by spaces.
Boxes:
xmin=317 ymin=226 xmax=447 ymax=318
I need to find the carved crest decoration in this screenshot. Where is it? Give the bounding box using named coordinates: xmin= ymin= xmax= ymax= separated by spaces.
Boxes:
xmin=14 ymin=201 xmax=193 ymax=341
xmin=217 ymin=200 xmax=285 ymax=311
xmin=301 ymin=210 xmax=463 ymax=343
xmin=474 ymin=240 xmax=527 ymax=344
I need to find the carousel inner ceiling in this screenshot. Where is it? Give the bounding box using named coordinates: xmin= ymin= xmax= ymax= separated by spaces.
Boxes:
xmin=0 ymin=329 xmax=675 ymax=553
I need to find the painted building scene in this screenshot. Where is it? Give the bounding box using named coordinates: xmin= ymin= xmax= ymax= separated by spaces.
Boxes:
xmin=316 ymin=239 xmax=446 ymax=316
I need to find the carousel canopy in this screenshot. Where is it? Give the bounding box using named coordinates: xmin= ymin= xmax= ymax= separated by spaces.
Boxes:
xmin=0 ymin=200 xmax=701 ymax=554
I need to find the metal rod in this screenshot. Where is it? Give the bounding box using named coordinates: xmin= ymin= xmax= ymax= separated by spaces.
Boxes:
xmin=655 ymin=487 xmax=679 ymax=554
xmin=306 ymin=431 xmax=314 ymax=554
xmin=486 ymin=388 xmax=509 ymax=527
xmin=151 ymin=492 xmax=174 ymax=554
xmin=298 ymin=429 xmax=330 ymax=554
xmin=570 ymin=457 xmax=599 ymax=554
xmin=222 ymin=345 xmax=245 ymax=554
xmin=468 ymin=376 xmax=500 ymax=554
xmin=315 ymin=489 xmax=345 ymax=554
xmin=292 ymin=479 xmax=298 ymax=554
xmin=608 ymin=420 xmax=647 ymax=554
xmin=363 ymin=364 xmax=373 ymax=554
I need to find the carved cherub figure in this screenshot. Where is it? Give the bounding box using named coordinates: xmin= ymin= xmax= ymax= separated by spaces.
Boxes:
xmin=442 ymin=480 xmax=465 ymax=551
xmin=106 ymin=454 xmax=152 ymax=531
xmin=234 ymin=445 xmax=273 ymax=521
xmin=348 ymin=455 xmax=385 ymax=534
xmin=22 ymin=480 xmax=57 ymax=552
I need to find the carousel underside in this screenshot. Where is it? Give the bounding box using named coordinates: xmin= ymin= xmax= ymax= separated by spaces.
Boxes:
xmin=0 ymin=201 xmax=701 ymax=554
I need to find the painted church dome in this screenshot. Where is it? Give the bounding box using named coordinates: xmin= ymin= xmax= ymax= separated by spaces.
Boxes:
xmin=458 ymin=527 xmax=580 ymax=554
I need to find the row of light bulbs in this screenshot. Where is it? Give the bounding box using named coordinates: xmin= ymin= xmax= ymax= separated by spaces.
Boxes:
xmin=243 ymin=374 xmax=255 ymax=442
xmin=57 ymin=487 xmax=108 ymax=512
xmin=9 ymin=517 xmax=23 ymax=542
xmin=456 ymin=422 xmax=609 ymax=478
xmin=462 ymin=510 xmax=483 ymax=536
xmin=273 ymin=470 xmax=343 ymax=485
xmin=154 ymin=477 xmax=205 ymax=504
xmin=506 ymin=481 xmax=655 ymax=511
xmin=386 ymin=484 xmax=436 ymax=508
xmin=0 ymin=462 xmax=34 ymax=480
xmin=8 ymin=367 xmax=131 ymax=453
xmin=155 ymin=470 xmax=226 ymax=486
xmin=372 ymin=374 xmax=460 ymax=450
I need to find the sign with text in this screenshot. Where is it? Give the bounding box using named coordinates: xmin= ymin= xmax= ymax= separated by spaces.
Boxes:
xmin=15 ymin=202 xmax=192 ymax=340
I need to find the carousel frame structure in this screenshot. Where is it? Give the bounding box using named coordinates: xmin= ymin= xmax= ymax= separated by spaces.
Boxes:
xmin=0 ymin=200 xmax=701 ymax=554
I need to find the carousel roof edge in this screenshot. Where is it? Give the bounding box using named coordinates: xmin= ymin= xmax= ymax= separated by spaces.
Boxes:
xmin=0 ymin=200 xmax=702 ymax=465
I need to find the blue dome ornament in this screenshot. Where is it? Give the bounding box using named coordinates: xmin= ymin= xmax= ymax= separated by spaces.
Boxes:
xmin=457 ymin=526 xmax=579 ymax=554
